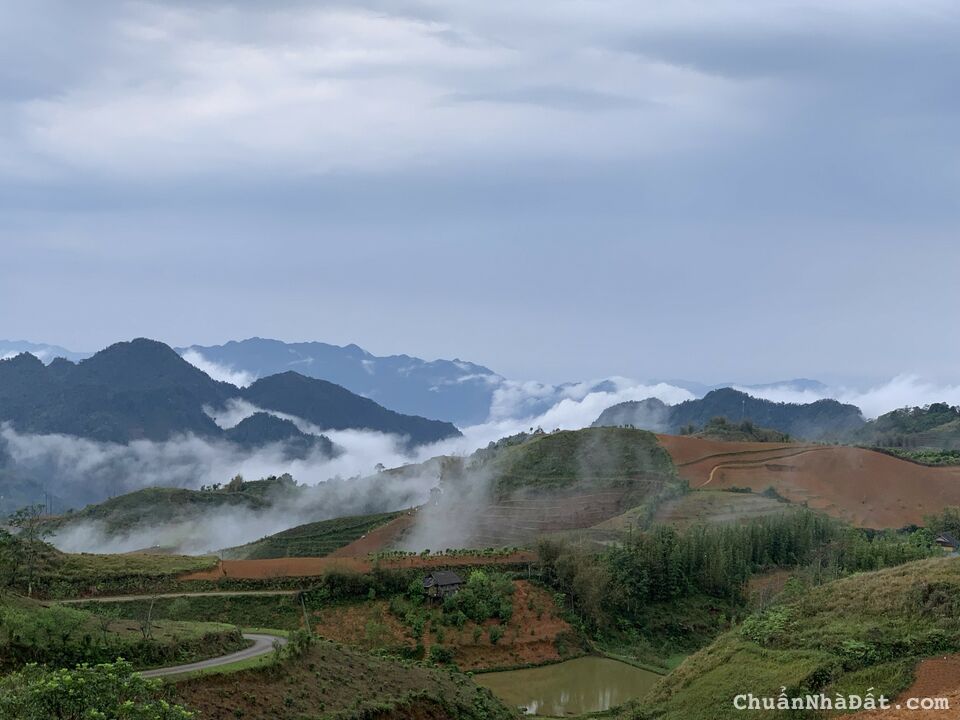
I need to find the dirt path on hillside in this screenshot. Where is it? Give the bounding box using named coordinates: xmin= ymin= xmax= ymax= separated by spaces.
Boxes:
xmin=179 ymin=551 xmax=536 ymax=581
xmin=57 ymin=590 xmax=298 ymax=604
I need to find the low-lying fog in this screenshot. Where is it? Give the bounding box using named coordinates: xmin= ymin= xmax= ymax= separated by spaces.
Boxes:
xmin=5 ymin=373 xmax=959 ymax=556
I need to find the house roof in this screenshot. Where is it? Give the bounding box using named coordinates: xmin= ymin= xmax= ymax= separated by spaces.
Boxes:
xmin=936 ymin=532 xmax=960 ymax=546
xmin=423 ymin=571 xmax=464 ymax=588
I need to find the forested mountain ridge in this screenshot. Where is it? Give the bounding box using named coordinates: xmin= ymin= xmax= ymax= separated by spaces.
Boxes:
xmin=594 ymin=388 xmax=865 ymax=441
xmin=0 ymin=338 xmax=462 ymax=446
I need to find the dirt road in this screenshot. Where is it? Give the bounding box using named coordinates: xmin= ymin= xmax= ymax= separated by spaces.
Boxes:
xmin=57 ymin=590 xmax=298 ymax=604
xmin=140 ymin=632 xmax=287 ymax=679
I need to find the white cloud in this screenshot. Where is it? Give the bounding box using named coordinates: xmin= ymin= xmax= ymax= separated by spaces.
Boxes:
xmin=3 ymin=1 xmax=762 ymax=180
xmin=181 ymin=349 xmax=256 ymax=387
xmin=735 ymin=374 xmax=960 ymax=419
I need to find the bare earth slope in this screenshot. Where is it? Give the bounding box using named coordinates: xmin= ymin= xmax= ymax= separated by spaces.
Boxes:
xmin=657 ymin=435 xmax=960 ymax=528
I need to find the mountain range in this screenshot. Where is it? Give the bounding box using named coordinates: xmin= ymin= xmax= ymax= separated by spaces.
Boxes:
xmin=180 ymin=338 xmax=500 ymax=426
xmin=3 ymin=337 xmax=835 ymax=427
xmin=0 ymin=339 xmax=461 ymax=447
xmin=593 ymin=387 xmax=866 ymax=440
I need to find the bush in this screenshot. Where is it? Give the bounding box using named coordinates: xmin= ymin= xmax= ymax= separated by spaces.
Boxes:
xmin=0 ymin=659 xmax=192 ymax=719
xmin=428 ymin=645 xmax=454 ymax=664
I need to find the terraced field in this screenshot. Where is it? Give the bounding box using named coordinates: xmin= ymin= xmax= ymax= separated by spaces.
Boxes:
xmin=657 ymin=435 xmax=960 ymax=528
xmin=221 ymin=511 xmax=403 ymax=559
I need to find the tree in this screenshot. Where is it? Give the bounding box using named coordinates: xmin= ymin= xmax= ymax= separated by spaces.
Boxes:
xmin=8 ymin=505 xmax=51 ymax=597
xmin=0 ymin=659 xmax=193 ymax=720
xmin=137 ymin=596 xmax=158 ymax=640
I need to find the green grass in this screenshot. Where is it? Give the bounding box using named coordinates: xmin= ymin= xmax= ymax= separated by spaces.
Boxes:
xmin=70 ymin=593 xmax=306 ymax=631
xmin=627 ymin=557 xmax=960 ymax=719
xmin=222 ymin=510 xmax=401 ymax=559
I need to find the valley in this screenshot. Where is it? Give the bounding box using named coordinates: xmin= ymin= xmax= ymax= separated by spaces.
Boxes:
xmin=4 ymin=344 xmax=960 ymax=719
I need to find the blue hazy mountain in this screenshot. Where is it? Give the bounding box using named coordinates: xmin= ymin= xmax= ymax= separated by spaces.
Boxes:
xmin=0 ymin=339 xmax=461 ymax=446
xmin=178 ymin=338 xmax=501 ymax=426
xmin=0 ymin=340 xmax=90 ymax=363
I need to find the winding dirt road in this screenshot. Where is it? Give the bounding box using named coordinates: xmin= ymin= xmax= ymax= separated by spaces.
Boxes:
xmin=140 ymin=632 xmax=288 ymax=679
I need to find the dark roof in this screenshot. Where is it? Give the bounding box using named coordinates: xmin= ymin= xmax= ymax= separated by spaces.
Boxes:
xmin=936 ymin=532 xmax=960 ymax=546
xmin=423 ymin=571 xmax=464 ymax=588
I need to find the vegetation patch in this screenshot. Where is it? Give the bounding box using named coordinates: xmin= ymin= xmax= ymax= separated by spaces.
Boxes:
xmin=0 ymin=592 xmax=245 ymax=672
xmin=173 ymin=634 xmax=515 ymax=720
xmin=628 ymin=557 xmax=960 ymax=719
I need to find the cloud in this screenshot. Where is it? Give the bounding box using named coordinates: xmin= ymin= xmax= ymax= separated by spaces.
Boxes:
xmin=1 ymin=1 xmax=761 ymax=181
xmin=734 ymin=375 xmax=960 ymax=419
xmin=181 ymin=349 xmax=255 ymax=387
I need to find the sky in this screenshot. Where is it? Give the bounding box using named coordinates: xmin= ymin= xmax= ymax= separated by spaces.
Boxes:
xmin=1 ymin=0 xmax=958 ymax=385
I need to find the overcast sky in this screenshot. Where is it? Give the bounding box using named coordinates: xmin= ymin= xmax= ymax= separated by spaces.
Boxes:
xmin=1 ymin=0 xmax=958 ymax=384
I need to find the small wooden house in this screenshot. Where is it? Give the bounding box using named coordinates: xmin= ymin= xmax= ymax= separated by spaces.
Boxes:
xmin=423 ymin=571 xmax=464 ymax=599
xmin=935 ymin=532 xmax=960 ymax=553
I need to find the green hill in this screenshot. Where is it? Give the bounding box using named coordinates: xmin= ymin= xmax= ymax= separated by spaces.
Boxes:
xmin=629 ymin=556 xmax=960 ymax=720
xmin=691 ymin=417 xmax=791 ymax=443
xmin=221 ymin=510 xmax=402 ymax=559
xmin=44 ymin=476 xmax=300 ymax=538
xmin=856 ymin=402 xmax=960 ymax=450
xmin=478 ymin=427 xmax=679 ymax=497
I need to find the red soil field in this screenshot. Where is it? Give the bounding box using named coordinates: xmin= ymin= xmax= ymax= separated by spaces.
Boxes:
xmin=850 ymin=654 xmax=960 ymax=719
xmin=327 ymin=511 xmax=418 ymax=557
xmin=179 ymin=551 xmax=536 ymax=581
xmin=656 ymin=435 xmax=960 ymax=528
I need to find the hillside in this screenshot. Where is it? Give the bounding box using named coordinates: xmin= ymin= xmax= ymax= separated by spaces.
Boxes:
xmin=481 ymin=427 xmax=678 ymax=497
xmin=692 ymin=417 xmax=791 ymax=443
xmin=399 ymin=428 xmax=686 ymax=549
xmin=855 ymin=403 xmax=960 ymax=450
xmin=631 ymin=557 xmax=960 ymax=720
xmin=221 ymin=510 xmax=403 ymax=559
xmin=45 ymin=485 xmax=277 ymax=538
xmin=657 ymin=434 xmax=960 ymax=528
xmin=595 ymin=388 xmax=865 ymax=441
xmin=172 ymin=635 xmax=515 ymax=720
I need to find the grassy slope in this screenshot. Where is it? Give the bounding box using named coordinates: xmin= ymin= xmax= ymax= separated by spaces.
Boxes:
xmin=486 ymin=427 xmax=680 ymax=496
xmin=173 ymin=638 xmax=517 ymax=720
xmin=0 ymin=593 xmax=244 ymax=672
xmin=71 ymin=593 xmax=308 ymax=631
xmin=222 ymin=511 xmax=402 ymax=560
xmin=29 ymin=544 xmax=217 ymax=598
xmin=630 ymin=557 xmax=960 ymax=720
xmin=45 ymin=487 xmax=275 ymax=536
